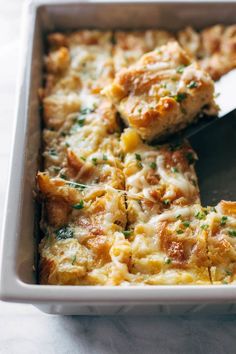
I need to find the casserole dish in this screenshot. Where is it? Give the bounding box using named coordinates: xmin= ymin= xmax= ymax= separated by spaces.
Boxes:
xmin=1 ymin=0 xmax=236 ymax=315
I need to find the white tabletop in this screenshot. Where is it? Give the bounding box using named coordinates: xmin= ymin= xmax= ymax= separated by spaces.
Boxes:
xmin=0 ymin=1 xmax=236 ymax=353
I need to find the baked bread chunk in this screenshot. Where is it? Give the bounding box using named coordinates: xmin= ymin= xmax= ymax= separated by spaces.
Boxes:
xmin=178 ymin=25 xmax=236 ymax=80
xmin=204 ymin=201 xmax=236 ymax=284
xmin=104 ymin=41 xmax=218 ymax=142
xmin=38 ymin=173 xmax=130 ymax=285
xmin=126 ymin=204 xmax=211 ymax=285
xmin=121 ymin=128 xmax=200 ymax=225
xmin=113 ymin=30 xmax=174 ymax=72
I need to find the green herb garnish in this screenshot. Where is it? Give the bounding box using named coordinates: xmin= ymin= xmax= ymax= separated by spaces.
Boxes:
xmin=60 ymin=174 xmax=68 ymax=180
xmin=80 ymin=107 xmax=94 ymax=115
xmin=187 ymin=81 xmax=198 ymax=89
xmin=135 ymin=153 xmax=142 ymax=161
xmin=150 ymin=162 xmax=157 ymax=169
xmin=221 ymin=216 xmax=228 ymax=226
xmin=165 ymin=258 xmax=172 ymax=264
xmin=68 ymin=182 xmax=86 ymax=190
xmin=49 ymin=149 xmax=57 ymax=156
xmin=228 ymin=230 xmax=236 ymax=237
xmin=56 ymin=226 xmax=74 ymax=240
xmin=176 ymin=65 xmax=186 ymax=74
xmin=123 ymin=230 xmax=132 ymax=238
xmin=72 ymin=200 xmax=84 ymax=210
xmin=92 ymin=158 xmax=98 ymax=165
xmin=177 ymin=229 xmax=184 ymax=234
xmin=174 ymin=92 xmax=187 ymax=102
xmin=103 ymin=154 xmax=108 ymax=161
xmin=78 ymin=118 xmax=85 ymax=127
xmin=201 ymin=224 xmax=209 ymax=230
xmin=163 ymin=199 xmax=170 ymax=206
xmin=72 ymin=255 xmax=77 ymax=265
xmin=182 ymin=221 xmax=190 ymax=228
xmin=195 ymin=211 xmax=206 ymax=220
xmin=171 ymin=167 xmax=179 ymax=173
xmin=80 ymin=156 xmax=86 ymax=161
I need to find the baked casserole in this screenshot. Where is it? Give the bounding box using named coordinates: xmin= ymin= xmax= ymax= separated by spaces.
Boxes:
xmin=37 ymin=27 xmax=236 ymax=285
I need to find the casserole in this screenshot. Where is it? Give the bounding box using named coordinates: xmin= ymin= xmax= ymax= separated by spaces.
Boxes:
xmin=1 ymin=0 xmax=236 ymax=315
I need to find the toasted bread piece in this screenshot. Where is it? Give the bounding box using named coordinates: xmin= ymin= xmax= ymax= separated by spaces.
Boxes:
xmin=113 ymin=30 xmax=174 ymax=71
xmin=178 ymin=25 xmax=236 ymax=80
xmin=104 ymin=41 xmax=218 ymax=142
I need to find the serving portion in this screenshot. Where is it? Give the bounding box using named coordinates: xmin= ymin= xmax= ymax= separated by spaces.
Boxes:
xmin=37 ymin=26 xmax=236 ymax=285
xmin=104 ymin=41 xmax=217 ymax=141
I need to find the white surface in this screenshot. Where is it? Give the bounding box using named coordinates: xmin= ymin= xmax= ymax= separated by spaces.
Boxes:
xmin=0 ymin=1 xmax=236 ymax=353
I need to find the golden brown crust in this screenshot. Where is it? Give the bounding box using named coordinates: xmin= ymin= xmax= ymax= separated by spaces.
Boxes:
xmin=104 ymin=41 xmax=218 ymax=142
xmin=178 ymin=25 xmax=236 ymax=80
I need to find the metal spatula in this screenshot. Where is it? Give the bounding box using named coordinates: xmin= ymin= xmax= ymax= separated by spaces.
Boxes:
xmin=189 ymin=109 xmax=236 ymax=206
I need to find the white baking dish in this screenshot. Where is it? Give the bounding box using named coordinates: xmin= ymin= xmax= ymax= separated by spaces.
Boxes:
xmin=1 ymin=0 xmax=236 ymax=315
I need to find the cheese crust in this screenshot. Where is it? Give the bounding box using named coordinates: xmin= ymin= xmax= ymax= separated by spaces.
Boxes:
xmin=104 ymin=41 xmax=218 ymax=142
xmin=38 ymin=28 xmax=236 ymax=286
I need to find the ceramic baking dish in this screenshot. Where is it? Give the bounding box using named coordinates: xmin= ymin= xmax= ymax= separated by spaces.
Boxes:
xmin=1 ymin=0 xmax=236 ymax=315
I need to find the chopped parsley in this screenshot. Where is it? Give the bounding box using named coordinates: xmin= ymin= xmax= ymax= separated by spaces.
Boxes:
xmin=78 ymin=118 xmax=85 ymax=127
xmin=103 ymin=154 xmax=108 ymax=161
xmin=138 ymin=108 xmax=142 ymax=113
xmin=176 ymin=65 xmax=186 ymax=74
xmin=92 ymin=157 xmax=98 ymax=165
xmin=220 ymin=216 xmax=228 ymax=226
xmin=165 ymin=258 xmax=172 ymax=264
xmin=53 ymin=167 xmax=60 ymax=173
xmin=225 ymin=270 xmax=232 ymax=276
xmin=72 ymin=255 xmax=77 ymax=265
xmin=171 ymin=167 xmax=179 ymax=173
xmin=187 ymin=81 xmax=198 ymax=89
xmin=80 ymin=107 xmax=94 ymax=115
xmin=174 ymin=92 xmax=187 ymax=103
xmin=135 ymin=153 xmax=142 ymax=161
xmin=201 ymin=224 xmax=209 ymax=230
xmin=68 ymin=182 xmax=86 ymax=190
xmin=195 ymin=211 xmax=206 ymax=220
xmin=182 ymin=221 xmax=190 ymax=228
xmin=80 ymin=156 xmax=86 ymax=161
xmin=49 ymin=149 xmax=57 ymax=156
xmin=163 ymin=199 xmax=170 ymax=206
xmin=228 ymin=230 xmax=236 ymax=237
xmin=65 ymin=142 xmax=70 ymax=147
xmin=177 ymin=229 xmax=184 ymax=234
xmin=150 ymin=162 xmax=157 ymax=169
xmin=60 ymin=173 xmax=68 ymax=180
xmin=56 ymin=226 xmax=74 ymax=240
xmin=72 ymin=200 xmax=84 ymax=210
xmin=123 ymin=230 xmax=132 ymax=238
